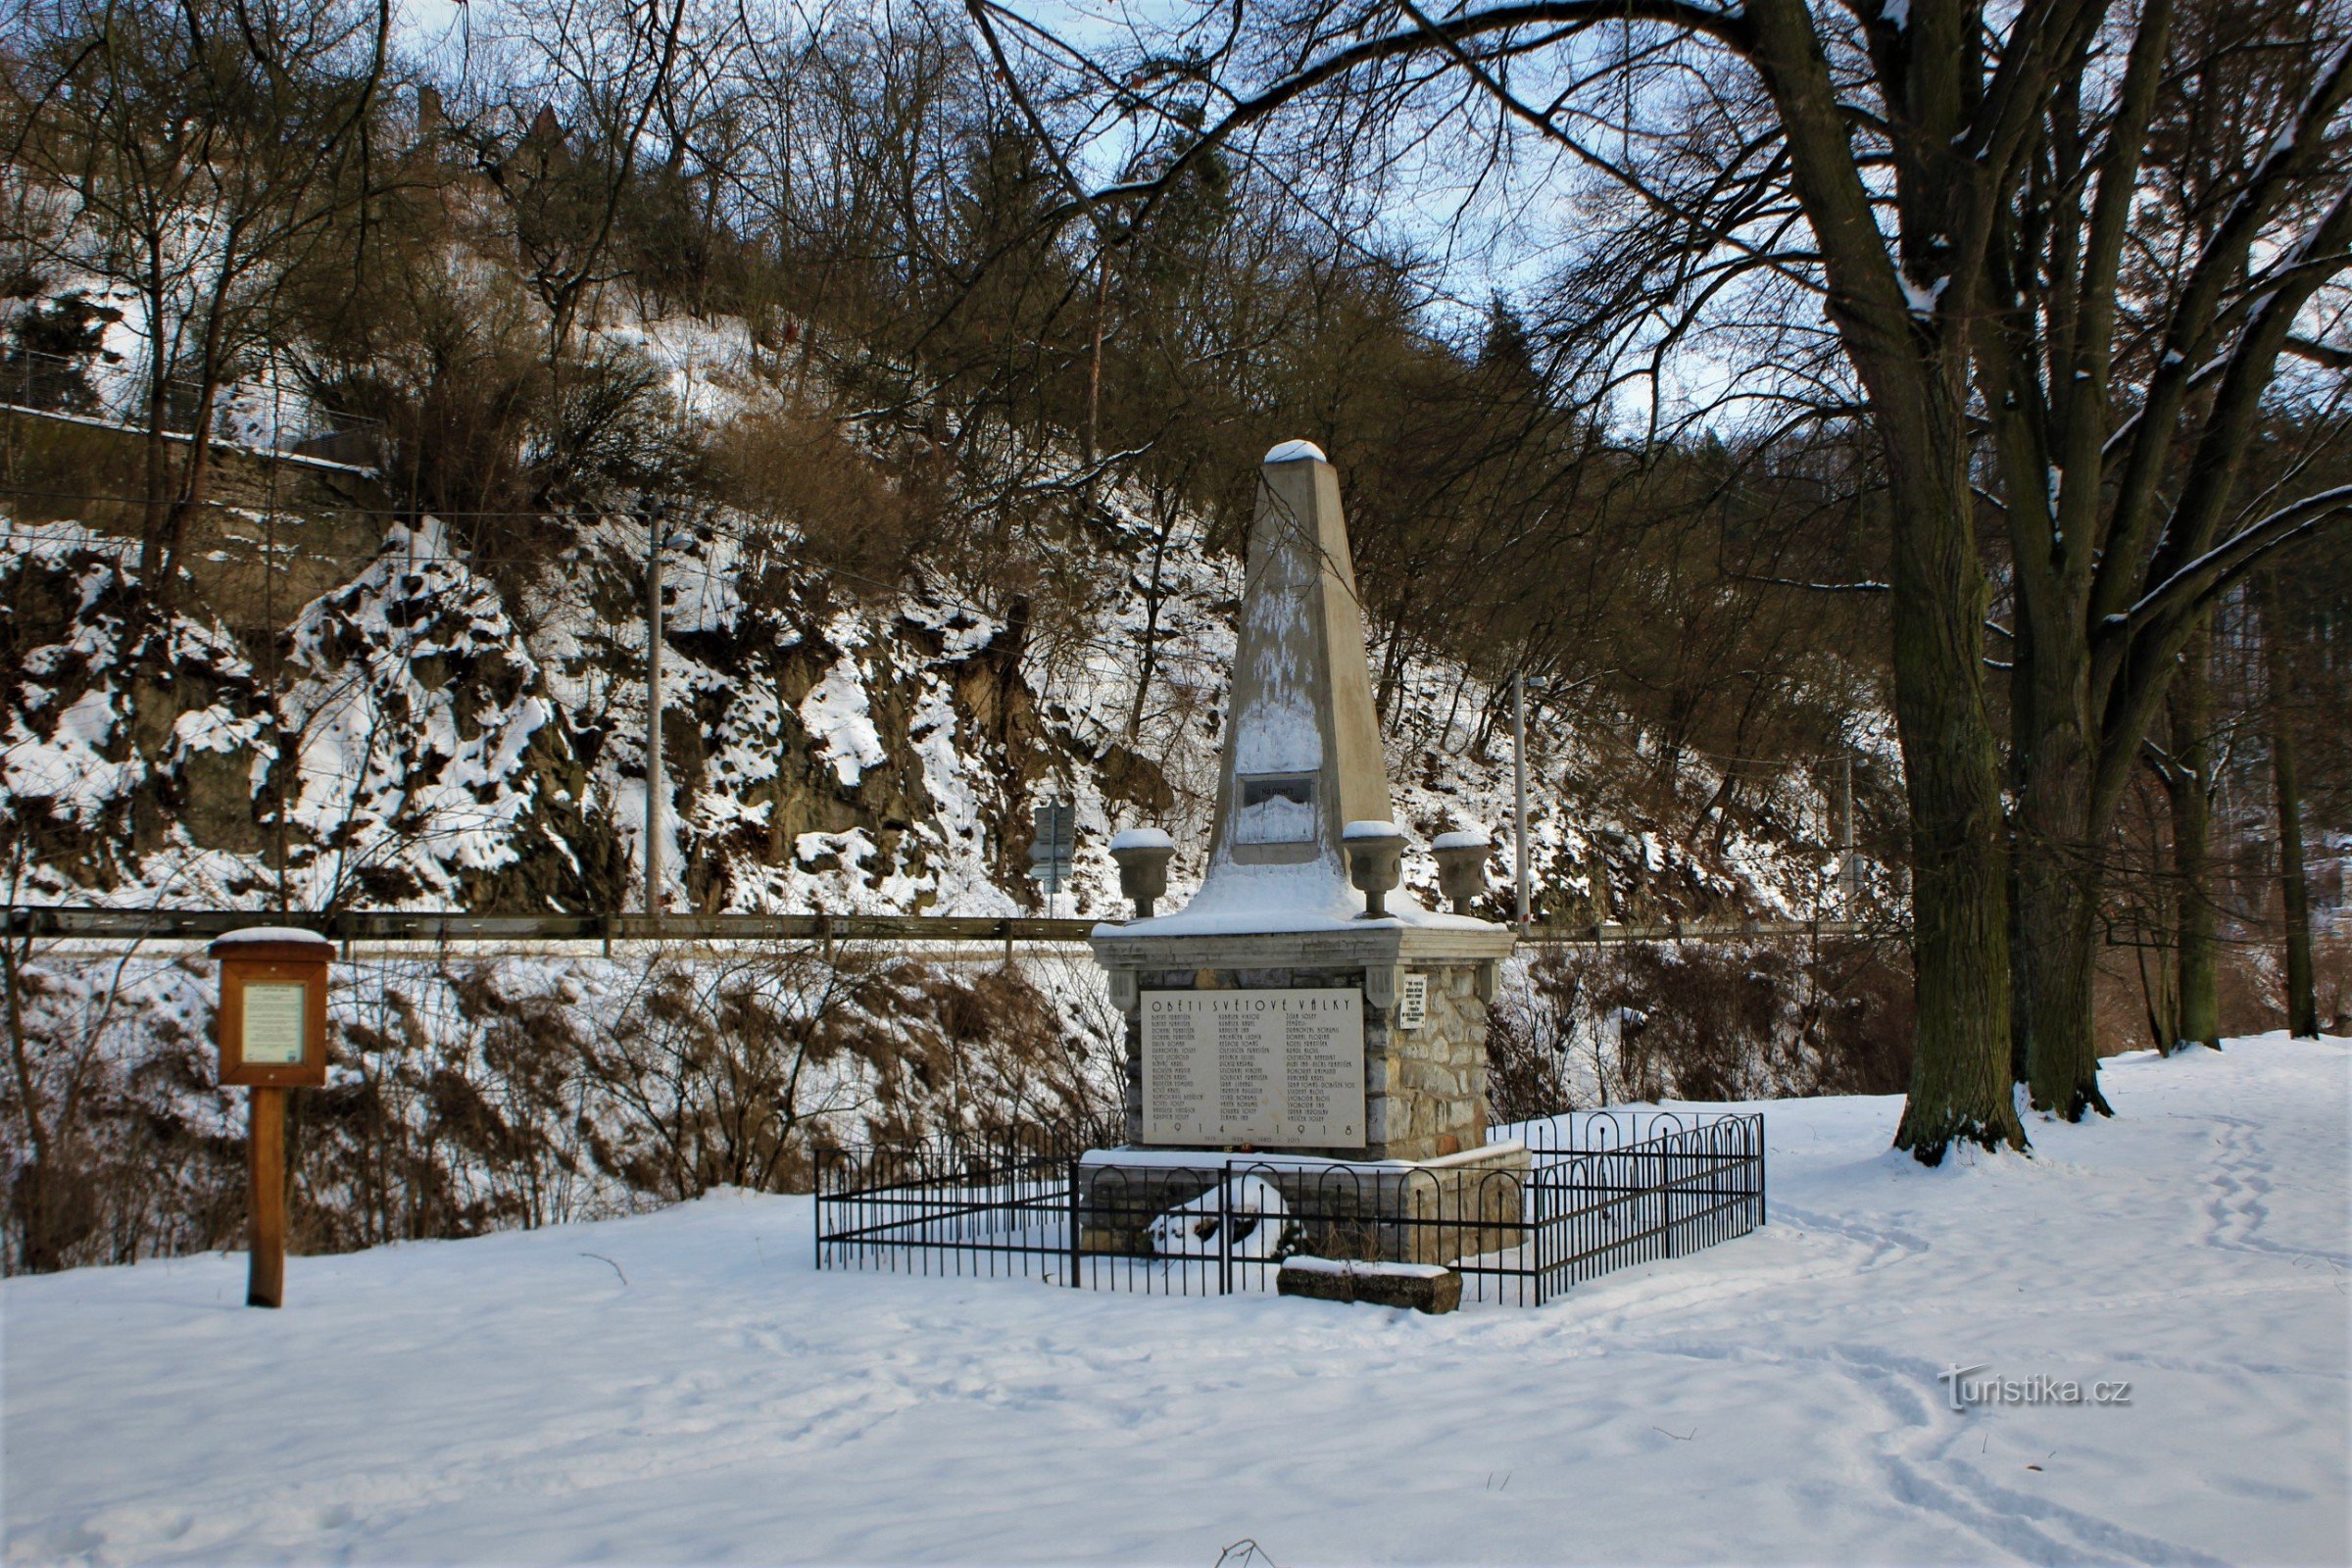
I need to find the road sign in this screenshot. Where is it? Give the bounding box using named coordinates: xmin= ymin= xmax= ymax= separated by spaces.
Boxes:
xmin=1032 ymin=802 xmax=1075 ymax=850
xmin=1029 ymin=803 xmax=1075 ymax=903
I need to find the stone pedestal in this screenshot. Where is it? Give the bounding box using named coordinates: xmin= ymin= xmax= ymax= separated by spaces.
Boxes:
xmin=1093 ymin=923 xmax=1515 ymax=1161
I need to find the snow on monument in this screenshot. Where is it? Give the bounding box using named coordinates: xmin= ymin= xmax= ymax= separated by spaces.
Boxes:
xmin=1200 ymin=437 xmax=1391 ymax=909
xmin=1093 ymin=442 xmax=1519 ymax=1168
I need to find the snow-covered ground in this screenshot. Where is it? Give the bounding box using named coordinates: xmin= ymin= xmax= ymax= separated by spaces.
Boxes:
xmin=6 ymin=1037 xmax=2345 ymax=1566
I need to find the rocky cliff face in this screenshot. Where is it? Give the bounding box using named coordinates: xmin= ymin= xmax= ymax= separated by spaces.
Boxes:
xmin=1 ymin=505 xmax=1075 ymax=915
xmin=1 ymin=423 xmax=1856 ymax=927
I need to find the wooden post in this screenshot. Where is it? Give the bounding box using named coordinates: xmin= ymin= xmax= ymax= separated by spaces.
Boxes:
xmin=247 ymin=1087 xmax=287 ymax=1308
xmin=212 ymin=928 xmax=331 ymax=1308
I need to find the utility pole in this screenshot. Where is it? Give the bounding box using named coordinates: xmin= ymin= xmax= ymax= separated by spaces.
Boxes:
xmin=1030 ymin=800 xmax=1075 ymax=920
xmin=1513 ymin=670 xmax=1530 ymax=932
xmin=1840 ymin=751 xmax=1857 ymax=913
xmin=645 ymin=503 xmax=666 ymax=926
xmin=1086 ymin=250 xmax=1109 ymax=467
xmin=1047 ymin=835 xmax=1060 ymax=920
xmin=266 ymin=380 xmax=287 ymax=915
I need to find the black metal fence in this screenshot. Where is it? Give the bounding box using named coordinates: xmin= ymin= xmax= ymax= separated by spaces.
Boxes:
xmin=814 ymin=1111 xmax=1764 ymax=1307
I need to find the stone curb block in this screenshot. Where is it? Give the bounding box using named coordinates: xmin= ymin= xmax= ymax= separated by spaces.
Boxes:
xmin=1276 ymin=1257 xmax=1463 ymax=1314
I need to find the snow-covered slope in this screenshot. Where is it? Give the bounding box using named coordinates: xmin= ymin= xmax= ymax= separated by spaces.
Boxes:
xmin=6 ymin=1035 xmax=2342 ymax=1564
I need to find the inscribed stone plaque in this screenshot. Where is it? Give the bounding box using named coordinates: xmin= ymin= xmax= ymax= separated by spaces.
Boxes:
xmin=1141 ymin=989 xmax=1364 ymax=1147
xmin=1397 ymin=973 xmax=1428 ymax=1030
xmin=241 ymin=982 xmax=308 ymax=1065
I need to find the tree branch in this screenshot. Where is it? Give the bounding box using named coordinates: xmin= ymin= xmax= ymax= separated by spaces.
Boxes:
xmin=2116 ymin=483 xmax=2352 ymax=640
xmin=2095 ymin=37 xmax=2352 ymax=621
xmin=1056 ymin=0 xmax=1753 ymax=226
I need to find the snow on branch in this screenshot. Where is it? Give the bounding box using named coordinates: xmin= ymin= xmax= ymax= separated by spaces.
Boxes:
xmin=2119 ymin=484 xmax=2352 ymax=635
xmin=1728 ymin=572 xmax=1891 ymax=593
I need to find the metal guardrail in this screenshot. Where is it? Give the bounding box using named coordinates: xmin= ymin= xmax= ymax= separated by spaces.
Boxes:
xmin=0 ymin=906 xmax=1871 ymax=946
xmin=0 ymin=907 xmax=1099 ymax=944
xmin=1 ymin=347 xmax=384 ymax=459
xmin=1530 ymin=917 xmax=1870 ymax=944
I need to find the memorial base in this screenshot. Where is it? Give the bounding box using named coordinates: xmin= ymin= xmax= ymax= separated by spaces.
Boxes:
xmin=1074 ymin=1142 xmax=1531 ymax=1267
xmin=1092 ymin=924 xmax=1517 ymax=1163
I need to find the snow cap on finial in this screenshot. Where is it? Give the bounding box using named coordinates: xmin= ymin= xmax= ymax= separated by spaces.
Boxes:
xmin=1262 ymin=439 xmax=1327 ymax=465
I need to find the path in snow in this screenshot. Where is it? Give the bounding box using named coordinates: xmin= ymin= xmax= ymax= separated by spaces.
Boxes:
xmin=6 ymin=1036 xmax=2346 ymax=1565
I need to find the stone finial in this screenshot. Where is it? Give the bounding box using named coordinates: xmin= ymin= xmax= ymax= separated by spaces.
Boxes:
xmin=1108 ymin=828 xmax=1175 ymax=919
xmin=1344 ymin=820 xmax=1406 ymax=918
xmin=1431 ymin=830 xmax=1492 ymax=915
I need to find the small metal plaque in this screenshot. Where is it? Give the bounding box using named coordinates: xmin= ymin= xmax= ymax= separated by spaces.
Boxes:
xmin=240 ymin=983 xmax=308 ymax=1065
xmin=1142 ymin=988 xmax=1364 ymax=1147
xmin=1397 ymin=973 xmax=1428 ymax=1030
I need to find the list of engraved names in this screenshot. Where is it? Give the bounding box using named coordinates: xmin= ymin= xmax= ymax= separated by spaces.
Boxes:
xmin=1141 ymin=989 xmax=1365 ymax=1147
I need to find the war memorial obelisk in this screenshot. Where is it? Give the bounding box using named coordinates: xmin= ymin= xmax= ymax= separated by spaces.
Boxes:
xmin=1092 ymin=442 xmax=1522 ymax=1187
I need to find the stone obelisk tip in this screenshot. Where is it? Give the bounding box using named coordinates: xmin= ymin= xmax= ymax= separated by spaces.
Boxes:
xmin=1194 ymin=446 xmax=1392 ymax=890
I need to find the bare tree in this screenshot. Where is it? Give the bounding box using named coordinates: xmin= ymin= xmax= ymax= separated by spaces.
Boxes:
xmin=2146 ymin=612 xmax=2224 ymax=1050
xmin=5 ymin=0 xmax=393 ymax=605
xmin=973 ymin=0 xmax=2352 ymax=1157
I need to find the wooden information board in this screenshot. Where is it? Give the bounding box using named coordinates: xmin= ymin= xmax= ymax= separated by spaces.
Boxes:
xmin=1141 ymin=988 xmax=1365 ymax=1148
xmin=211 ymin=932 xmax=332 ymax=1307
xmin=215 ymin=947 xmax=329 ymax=1090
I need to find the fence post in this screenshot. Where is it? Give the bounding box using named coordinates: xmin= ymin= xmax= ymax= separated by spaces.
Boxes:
xmin=1066 ymin=1156 xmax=1081 ymax=1288
xmin=1664 ymin=1145 xmax=1679 ymax=1260
xmin=1219 ymin=1162 xmax=1233 ymax=1297
xmin=1530 ymin=1168 xmax=1545 ymax=1308
xmin=1755 ymin=1116 xmax=1767 ymax=1229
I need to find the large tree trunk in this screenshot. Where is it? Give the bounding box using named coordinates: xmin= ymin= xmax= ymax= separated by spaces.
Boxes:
xmin=1684 ymin=0 xmax=2024 ymax=1159
xmin=2005 ymin=617 xmax=2036 ymax=1084
xmin=2013 ymin=637 xmax=2114 ymax=1118
xmin=1885 ymin=457 xmax=2027 ymax=1161
xmin=2260 ymin=577 xmax=2319 ymax=1038
xmin=2016 ymin=861 xmax=2108 ymax=1113
xmin=2164 ymin=619 xmax=2221 ymax=1051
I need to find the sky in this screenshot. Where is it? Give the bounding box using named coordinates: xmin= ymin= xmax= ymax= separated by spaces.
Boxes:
xmin=382 ymin=0 xmax=1793 ymax=430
